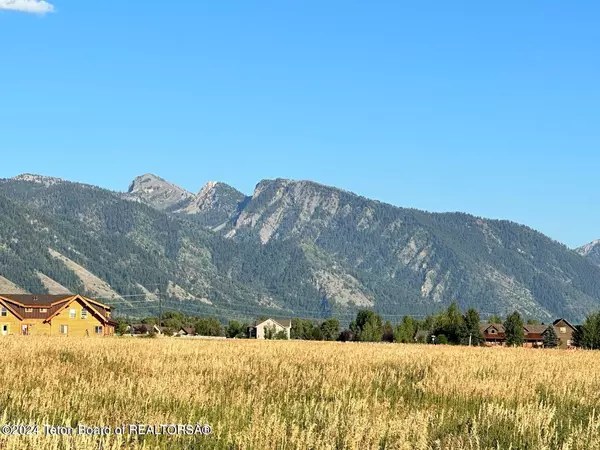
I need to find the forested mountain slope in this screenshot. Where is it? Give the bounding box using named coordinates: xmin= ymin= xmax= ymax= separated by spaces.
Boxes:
xmin=1 ymin=174 xmax=599 ymax=322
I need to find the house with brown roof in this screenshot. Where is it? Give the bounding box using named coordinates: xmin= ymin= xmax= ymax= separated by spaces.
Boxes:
xmin=177 ymin=327 xmax=196 ymax=336
xmin=0 ymin=294 xmax=116 ymax=337
xmin=248 ymin=318 xmax=291 ymax=339
xmin=480 ymin=323 xmax=505 ymax=345
xmin=128 ymin=323 xmax=162 ymax=335
xmin=552 ymin=318 xmax=577 ymax=349
xmin=480 ymin=318 xmax=578 ymax=348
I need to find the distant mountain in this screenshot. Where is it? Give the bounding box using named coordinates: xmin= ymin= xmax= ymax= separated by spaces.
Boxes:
xmin=127 ymin=174 xmax=195 ymax=211
xmin=1 ymin=173 xmax=600 ymax=322
xmin=128 ymin=174 xmax=246 ymax=228
xmin=576 ymin=240 xmax=600 ymax=266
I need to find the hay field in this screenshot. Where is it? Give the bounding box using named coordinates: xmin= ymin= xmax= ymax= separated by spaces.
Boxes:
xmin=0 ymin=337 xmax=599 ymax=450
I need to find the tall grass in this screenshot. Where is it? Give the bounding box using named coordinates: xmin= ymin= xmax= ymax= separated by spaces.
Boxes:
xmin=0 ymin=337 xmax=598 ymax=449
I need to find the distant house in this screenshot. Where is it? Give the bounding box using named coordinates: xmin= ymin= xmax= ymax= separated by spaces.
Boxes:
xmin=177 ymin=327 xmax=196 ymax=336
xmin=480 ymin=318 xmax=578 ymax=348
xmin=522 ymin=324 xmax=550 ymax=348
xmin=480 ymin=323 xmax=505 ymax=345
xmin=128 ymin=323 xmax=161 ymax=335
xmin=248 ymin=318 xmax=291 ymax=339
xmin=0 ymin=294 xmax=116 ymax=336
xmin=552 ymin=318 xmax=577 ymax=349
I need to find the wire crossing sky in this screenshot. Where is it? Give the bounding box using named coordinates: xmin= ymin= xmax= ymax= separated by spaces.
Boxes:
xmin=1 ymin=1 xmax=598 ymax=247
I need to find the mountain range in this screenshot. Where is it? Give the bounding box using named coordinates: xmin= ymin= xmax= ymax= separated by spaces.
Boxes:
xmin=0 ymin=173 xmax=599 ymax=323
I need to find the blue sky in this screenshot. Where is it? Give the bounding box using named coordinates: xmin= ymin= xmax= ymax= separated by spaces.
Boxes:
xmin=1 ymin=1 xmax=598 ymax=248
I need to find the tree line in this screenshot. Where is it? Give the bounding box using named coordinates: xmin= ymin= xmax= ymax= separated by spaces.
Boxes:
xmin=117 ymin=304 xmax=600 ymax=349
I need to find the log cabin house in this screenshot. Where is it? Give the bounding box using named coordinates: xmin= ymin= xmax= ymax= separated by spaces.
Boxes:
xmin=0 ymin=294 xmax=116 ymax=337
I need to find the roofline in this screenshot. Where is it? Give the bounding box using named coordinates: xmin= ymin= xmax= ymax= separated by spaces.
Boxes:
xmin=44 ymin=295 xmax=108 ymax=324
xmin=80 ymin=295 xmax=113 ymax=310
xmin=251 ymin=318 xmax=291 ymax=328
xmin=553 ymin=318 xmax=577 ymax=330
xmin=0 ymin=297 xmax=24 ymax=320
xmin=0 ymin=294 xmax=74 ymax=308
xmin=0 ymin=294 xmax=113 ymax=311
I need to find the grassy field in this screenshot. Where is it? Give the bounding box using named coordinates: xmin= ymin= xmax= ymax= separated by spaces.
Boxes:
xmin=0 ymin=337 xmax=599 ymax=450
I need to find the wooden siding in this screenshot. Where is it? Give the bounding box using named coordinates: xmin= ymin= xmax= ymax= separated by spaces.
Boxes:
xmin=48 ymin=298 xmax=112 ymax=336
xmin=0 ymin=295 xmax=114 ymax=337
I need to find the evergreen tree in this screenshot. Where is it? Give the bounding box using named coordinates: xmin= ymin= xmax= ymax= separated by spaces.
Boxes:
xmin=226 ymin=320 xmax=246 ymax=338
xmin=353 ymin=310 xmax=383 ymax=342
xmin=504 ymin=311 xmax=524 ymax=347
xmin=394 ymin=316 xmax=417 ymax=343
xmin=577 ymin=312 xmax=600 ymax=349
xmin=433 ymin=302 xmax=465 ymax=344
xmin=194 ymin=317 xmax=223 ymax=337
xmin=320 ymin=318 xmax=340 ymax=341
xmin=462 ymin=308 xmax=483 ymax=346
xmin=382 ymin=321 xmax=394 ymax=343
xmin=542 ymin=326 xmax=559 ymax=348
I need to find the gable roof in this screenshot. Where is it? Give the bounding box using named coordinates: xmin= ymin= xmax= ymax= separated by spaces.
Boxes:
xmin=553 ymin=318 xmax=576 ymax=330
xmin=480 ymin=323 xmax=505 ymax=333
xmin=0 ymin=294 xmax=73 ymax=307
xmin=43 ymin=295 xmax=109 ymax=324
xmin=0 ymin=297 xmax=24 ymax=320
xmin=523 ymin=324 xmax=550 ymax=335
xmin=250 ymin=318 xmax=292 ymax=328
xmin=179 ymin=327 xmax=195 ymax=335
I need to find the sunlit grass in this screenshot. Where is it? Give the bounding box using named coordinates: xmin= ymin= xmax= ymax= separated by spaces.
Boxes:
xmin=0 ymin=337 xmax=598 ymax=449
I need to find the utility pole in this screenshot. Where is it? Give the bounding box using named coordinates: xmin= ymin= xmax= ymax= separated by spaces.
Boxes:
xmin=158 ymin=295 xmax=162 ymax=328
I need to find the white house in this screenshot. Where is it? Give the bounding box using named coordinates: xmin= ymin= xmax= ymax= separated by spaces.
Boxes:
xmin=248 ymin=318 xmax=291 ymax=339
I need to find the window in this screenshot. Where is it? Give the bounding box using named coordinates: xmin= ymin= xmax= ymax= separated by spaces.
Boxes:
xmin=69 ymin=309 xmax=76 ymax=319
xmin=60 ymin=325 xmax=68 ymax=334
xmin=1 ymin=307 xmax=6 ymax=317
xmin=490 ymin=329 xmax=497 ymax=334
xmin=2 ymin=325 xmax=7 ymax=332
xmin=81 ymin=309 xmax=88 ymax=319
xmin=95 ymin=326 xmax=103 ymax=335
xmin=40 ymin=308 xmax=47 ymax=313
xmin=560 ymin=327 xmax=567 ymax=334
xmin=25 ymin=308 xmax=33 ymax=313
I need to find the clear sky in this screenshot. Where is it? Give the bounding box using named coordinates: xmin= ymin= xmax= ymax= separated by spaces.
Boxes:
xmin=1 ymin=1 xmax=598 ymax=248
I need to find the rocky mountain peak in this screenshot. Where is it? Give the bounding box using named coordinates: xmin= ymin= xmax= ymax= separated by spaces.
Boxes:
xmin=576 ymin=240 xmax=600 ymax=266
xmin=12 ymin=174 xmax=65 ymax=187
xmin=577 ymin=239 xmax=600 ymax=255
xmin=180 ymin=181 xmax=247 ymax=223
xmin=127 ymin=174 xmax=194 ymax=211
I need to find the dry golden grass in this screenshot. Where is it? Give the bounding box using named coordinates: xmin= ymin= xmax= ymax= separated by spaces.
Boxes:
xmin=0 ymin=337 xmax=599 ymax=450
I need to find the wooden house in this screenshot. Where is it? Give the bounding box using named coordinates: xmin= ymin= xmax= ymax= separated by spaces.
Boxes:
xmin=0 ymin=294 xmax=116 ymax=337
xmin=552 ymin=318 xmax=577 ymax=349
xmin=480 ymin=318 xmax=578 ymax=348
